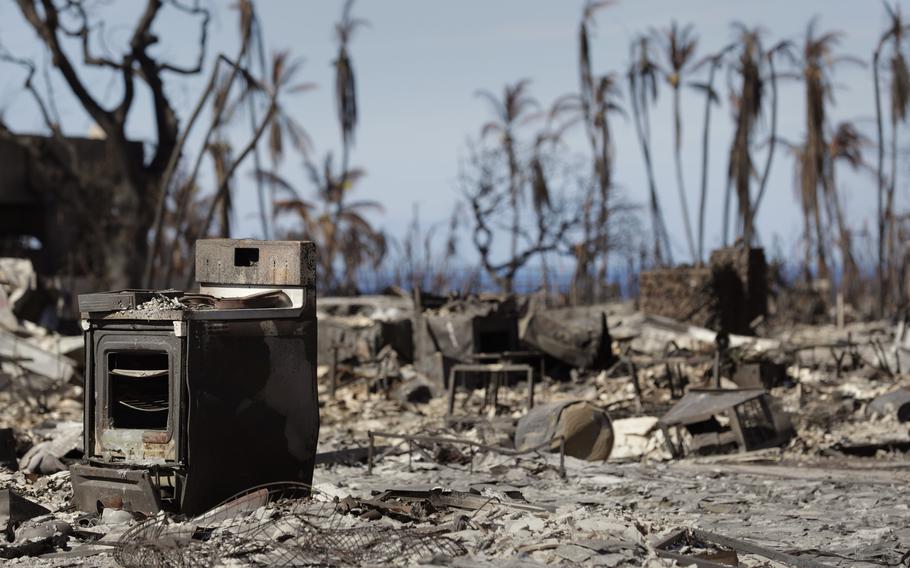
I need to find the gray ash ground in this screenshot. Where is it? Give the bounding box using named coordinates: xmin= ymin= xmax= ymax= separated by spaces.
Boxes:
xmin=3 ymin=317 xmax=910 ymax=566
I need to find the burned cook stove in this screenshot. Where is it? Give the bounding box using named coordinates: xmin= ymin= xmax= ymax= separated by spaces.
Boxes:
xmin=71 ymin=239 xmax=318 ymax=515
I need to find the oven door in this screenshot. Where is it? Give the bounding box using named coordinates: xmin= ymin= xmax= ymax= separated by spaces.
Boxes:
xmin=91 ymin=330 xmax=183 ymax=465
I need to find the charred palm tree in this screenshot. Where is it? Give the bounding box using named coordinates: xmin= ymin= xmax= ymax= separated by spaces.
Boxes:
xmin=628 ymin=35 xmax=672 ymax=265
xmin=723 ymin=24 xmax=764 ymax=249
xmin=267 ymin=156 xmax=385 ymax=292
xmin=589 ymin=75 xmax=623 ymax=285
xmin=751 ymin=41 xmax=794 ymax=224
xmin=691 ymin=45 xmax=731 ymax=263
xmin=827 ymin=122 xmax=869 ymax=300
xmin=551 ymin=0 xmax=620 ymax=300
xmin=552 ymin=76 xmax=622 ymax=300
xmin=335 ymin=0 xmax=365 ymax=176
xmin=476 ymin=80 xmax=540 ymax=265
xmin=530 ymin=132 xmax=555 ymax=297
xmin=873 ymin=3 xmax=910 ymax=310
xmin=799 ymin=20 xmax=860 ymax=283
xmin=786 ymin=139 xmax=814 ymax=280
xmin=327 ymin=0 xmax=368 ymax=287
xmin=578 ymin=1 xmax=619 ymax=292
xmin=654 ymin=21 xmax=698 ymax=262
xmin=227 ymin=51 xmax=316 ymax=237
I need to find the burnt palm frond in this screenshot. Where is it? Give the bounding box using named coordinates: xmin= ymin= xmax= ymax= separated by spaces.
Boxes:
xmin=253 ymin=169 xmax=301 ymax=199
xmin=529 ymin=154 xmax=550 ymax=216
xmin=578 ymin=0 xmax=614 ymax=112
xmin=890 ymin=51 xmax=910 ymax=122
xmin=630 ymin=35 xmax=660 ymax=104
xmin=829 ymin=121 xmax=868 ymax=169
xmin=653 ymin=21 xmax=698 ymax=88
xmin=333 ymin=0 xmax=367 ymax=148
xmin=343 ymin=199 xmax=384 ymax=214
xmin=334 ymin=45 xmax=357 ymax=147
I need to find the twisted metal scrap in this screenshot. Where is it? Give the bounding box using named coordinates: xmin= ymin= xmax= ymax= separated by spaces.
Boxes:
xmin=115 ymin=482 xmax=466 ymax=567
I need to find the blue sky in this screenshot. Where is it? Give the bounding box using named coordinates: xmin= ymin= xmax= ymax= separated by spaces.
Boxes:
xmin=0 ymin=1 xmax=897 ymax=268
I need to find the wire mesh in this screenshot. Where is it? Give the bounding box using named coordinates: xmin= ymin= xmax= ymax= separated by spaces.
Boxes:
xmin=114 ymin=481 xmax=466 ymax=567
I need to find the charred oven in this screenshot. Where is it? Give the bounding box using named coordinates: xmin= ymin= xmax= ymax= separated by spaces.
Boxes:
xmin=70 ymin=239 xmax=318 ymax=515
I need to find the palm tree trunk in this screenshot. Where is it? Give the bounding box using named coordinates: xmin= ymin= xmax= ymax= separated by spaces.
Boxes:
xmin=247 ymin=86 xmax=270 ymax=239
xmin=828 ymin=168 xmax=858 ymax=301
xmin=873 ymin=47 xmax=886 ymax=315
xmin=886 ymin=113 xmax=899 ymax=307
xmin=722 ymin=176 xmax=732 ymax=247
xmin=752 ymin=51 xmax=780 ymax=228
xmin=540 ymin=249 xmax=551 ymax=303
xmin=673 ymin=87 xmax=697 ymax=262
xmin=697 ymin=61 xmax=719 ymax=265
xmin=629 ymin=73 xmax=672 ymax=265
xmin=506 ymin=136 xmax=521 ymax=280
xmin=802 ymin=193 xmax=813 ymax=282
xmin=595 ymin=122 xmax=611 ymax=290
xmin=812 ymin=200 xmax=829 ymax=281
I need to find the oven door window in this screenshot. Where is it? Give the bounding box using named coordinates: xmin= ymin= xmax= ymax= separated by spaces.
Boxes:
xmin=108 ymin=352 xmax=170 ymax=430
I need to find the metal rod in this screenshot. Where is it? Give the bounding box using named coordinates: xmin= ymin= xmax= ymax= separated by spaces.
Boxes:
xmin=559 ymin=436 xmax=566 ymax=479
xmin=330 ymin=345 xmax=338 ymax=399
xmin=367 ymin=431 xmax=374 ymax=476
xmin=627 ymin=359 xmax=643 ymax=412
xmin=526 ymin=367 xmax=534 ymax=410
xmin=713 ymin=349 xmax=720 ymax=388
xmin=446 ymin=367 xmax=458 ymax=416
xmin=691 ymin=529 xmax=831 ymax=568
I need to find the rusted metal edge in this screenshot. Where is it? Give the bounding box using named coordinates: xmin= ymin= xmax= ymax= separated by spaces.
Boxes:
xmin=366 ymin=431 xmax=566 ymax=478
xmin=653 ymin=528 xmax=832 ymax=568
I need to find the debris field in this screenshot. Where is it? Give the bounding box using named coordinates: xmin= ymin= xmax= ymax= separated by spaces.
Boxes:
xmin=1 ymin=244 xmax=909 ymax=567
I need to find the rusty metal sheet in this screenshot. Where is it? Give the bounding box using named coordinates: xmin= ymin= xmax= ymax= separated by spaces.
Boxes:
xmin=70 ymin=464 xmax=161 ymax=514
xmin=659 ymin=389 xmax=766 ymax=427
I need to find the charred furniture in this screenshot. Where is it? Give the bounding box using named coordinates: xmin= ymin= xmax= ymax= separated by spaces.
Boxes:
xmin=446 ymin=362 xmax=535 ymax=418
xmin=658 ymin=389 xmax=792 ymax=457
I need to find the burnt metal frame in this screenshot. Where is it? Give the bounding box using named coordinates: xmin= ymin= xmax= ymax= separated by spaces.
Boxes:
xmin=366 ymin=430 xmax=566 ymax=479
xmin=660 ymin=395 xmax=781 ymax=458
xmin=653 ymin=528 xmax=831 ymax=568
xmin=446 ymin=363 xmax=534 ymax=417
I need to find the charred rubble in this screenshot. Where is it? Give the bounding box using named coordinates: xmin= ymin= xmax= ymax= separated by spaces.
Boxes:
xmin=0 ymin=242 xmax=908 ymax=566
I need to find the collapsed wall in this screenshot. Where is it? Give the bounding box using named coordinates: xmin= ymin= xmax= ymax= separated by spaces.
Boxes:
xmin=639 ymin=247 xmax=767 ymax=335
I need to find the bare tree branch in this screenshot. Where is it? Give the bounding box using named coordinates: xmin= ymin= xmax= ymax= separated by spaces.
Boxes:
xmin=15 ymin=0 xmax=115 ymax=131
xmin=0 ymin=48 xmax=60 ymax=136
